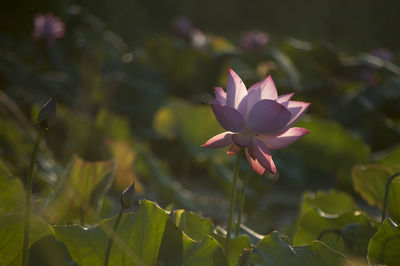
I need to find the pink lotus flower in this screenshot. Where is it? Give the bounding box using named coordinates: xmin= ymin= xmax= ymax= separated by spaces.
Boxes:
xmin=33 ymin=13 xmax=65 ymax=44
xmin=202 ymin=69 xmax=310 ymax=175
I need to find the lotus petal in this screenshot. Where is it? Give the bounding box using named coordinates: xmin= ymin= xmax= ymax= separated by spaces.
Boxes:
xmin=201 ymin=132 xmax=233 ymax=148
xmin=285 ymin=101 xmax=310 ymax=128
xmin=211 ymin=103 xmax=245 ymax=132
xmin=247 ymin=100 xmax=291 ymax=135
xmin=214 ymin=87 xmax=227 ymax=105
xmin=276 ymin=92 xmax=295 ymax=107
xmin=252 ymin=138 xmax=276 ymax=173
xmin=246 ymin=76 xmax=278 ymax=117
xmin=259 ymin=127 xmax=310 ymax=150
xmin=245 ymin=148 xmax=265 ymax=175
xmin=259 ymin=75 xmax=278 ymax=100
xmin=226 ymin=69 xmax=247 ymax=110
xmin=227 ymin=143 xmax=241 ymax=155
xmin=232 ymin=134 xmax=252 ymax=147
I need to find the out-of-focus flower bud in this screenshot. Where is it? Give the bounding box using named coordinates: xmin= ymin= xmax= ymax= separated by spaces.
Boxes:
xmin=171 ymin=16 xmax=194 ymax=38
xmin=239 ymin=30 xmax=269 ymax=53
xmin=33 ymin=13 xmax=65 ymax=44
xmin=37 ymin=97 xmax=57 ymax=130
xmin=121 ymin=182 xmax=135 ymax=208
xmin=370 ymin=48 xmax=394 ymax=62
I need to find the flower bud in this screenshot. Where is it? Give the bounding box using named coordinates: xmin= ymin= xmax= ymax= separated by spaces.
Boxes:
xmin=37 ymin=97 xmax=57 ymax=130
xmin=121 ymin=182 xmax=135 ymax=208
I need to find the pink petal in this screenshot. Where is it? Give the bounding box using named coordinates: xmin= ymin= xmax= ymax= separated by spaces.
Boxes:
xmin=248 ymin=82 xmax=260 ymax=92
xmin=259 ymin=127 xmax=310 ymax=150
xmin=201 ymin=132 xmax=233 ymax=148
xmin=246 ymin=76 xmax=278 ymax=117
xmin=211 ymin=103 xmax=245 ymax=132
xmin=247 ymin=99 xmax=291 ymax=135
xmin=285 ymin=101 xmax=310 ymax=128
xmin=232 ymin=134 xmax=252 ymax=147
xmin=245 ymin=148 xmax=265 ymax=175
xmin=226 ymin=69 xmax=248 ymax=110
xmin=227 ymin=143 xmax=241 ymax=155
xmin=252 ymin=138 xmax=276 ymax=174
xmin=214 ymin=87 xmax=227 ymax=105
xmin=276 ymin=93 xmax=295 ymax=107
xmin=258 ymin=76 xmax=278 ymax=101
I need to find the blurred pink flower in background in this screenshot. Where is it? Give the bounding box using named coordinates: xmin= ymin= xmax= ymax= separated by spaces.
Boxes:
xmin=33 ymin=13 xmax=65 ymax=44
xmin=171 ymin=16 xmax=194 ymax=38
xmin=239 ymin=30 xmax=269 ymax=52
xmin=202 ymin=70 xmax=310 ymax=175
xmin=171 ymin=16 xmax=208 ymax=49
xmin=370 ymin=48 xmax=394 ymax=62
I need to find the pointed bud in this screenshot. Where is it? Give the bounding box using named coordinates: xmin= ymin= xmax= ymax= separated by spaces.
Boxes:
xmin=121 ymin=182 xmax=135 ymax=208
xmin=37 ymin=97 xmax=57 ymax=130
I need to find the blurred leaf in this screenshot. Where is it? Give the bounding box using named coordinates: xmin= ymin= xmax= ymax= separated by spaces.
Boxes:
xmin=170 ymin=209 xmax=213 ymax=241
xmin=352 ymin=164 xmax=400 ymax=223
xmin=376 ymin=145 xmax=400 ymax=167
xmin=106 ymin=139 xmax=144 ymax=193
xmin=153 ymin=98 xmax=226 ymax=159
xmin=293 ymin=117 xmax=370 ymax=188
xmin=43 ymin=155 xmax=116 ymax=224
xmin=0 ymin=213 xmax=53 ymax=265
xmin=0 ymin=162 xmax=25 ymax=212
xmin=299 ymin=190 xmax=358 ymax=217
xmin=95 ymin=109 xmax=132 ymax=143
xmin=136 ymin=145 xmax=197 ymax=210
xmin=29 ymin=235 xmax=77 ymax=266
xmin=54 ymin=200 xmax=227 ymax=266
xmin=249 ymin=231 xmax=345 ymax=265
xmin=294 ymin=207 xmax=376 ymax=256
xmin=0 ymin=118 xmax=33 ymax=174
xmin=368 ymin=219 xmax=400 ymax=265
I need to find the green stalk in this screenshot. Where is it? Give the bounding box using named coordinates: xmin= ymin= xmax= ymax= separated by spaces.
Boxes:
xmin=225 ymin=149 xmax=244 ymax=256
xmin=381 ymin=172 xmax=400 ymax=223
xmin=235 ymin=171 xmax=251 ymax=236
xmin=22 ymin=132 xmax=42 ymax=266
xmin=104 ymin=207 xmax=125 ymax=266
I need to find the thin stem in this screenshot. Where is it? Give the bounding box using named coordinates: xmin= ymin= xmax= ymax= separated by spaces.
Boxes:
xmin=381 ymin=172 xmax=400 ymax=223
xmin=22 ymin=132 xmax=42 ymax=266
xmin=235 ymin=171 xmax=251 ymax=236
xmin=225 ymin=149 xmax=244 ymax=256
xmin=104 ymin=207 xmax=125 ymax=266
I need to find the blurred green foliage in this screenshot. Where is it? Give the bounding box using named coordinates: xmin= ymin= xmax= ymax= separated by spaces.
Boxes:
xmin=1 ymin=0 xmax=400 ymax=265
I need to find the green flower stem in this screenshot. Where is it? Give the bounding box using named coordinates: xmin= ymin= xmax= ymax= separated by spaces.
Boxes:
xmin=22 ymin=132 xmax=43 ymax=266
xmin=381 ymin=172 xmax=400 ymax=223
xmin=225 ymin=149 xmax=244 ymax=256
xmin=235 ymin=171 xmax=251 ymax=236
xmin=104 ymin=207 xmax=126 ymax=266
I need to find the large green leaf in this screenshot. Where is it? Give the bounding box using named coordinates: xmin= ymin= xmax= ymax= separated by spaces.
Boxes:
xmin=0 ymin=213 xmax=53 ymax=265
xmin=0 ymin=162 xmax=25 ymax=212
xmin=294 ymin=190 xmax=376 ymax=257
xmin=294 ymin=207 xmax=376 ymax=257
xmin=212 ymin=229 xmax=253 ymax=266
xmin=170 ymin=209 xmax=214 ymax=242
xmin=368 ymin=219 xmax=400 ymax=265
xmin=54 ymin=200 xmax=227 ymax=266
xmin=249 ymin=231 xmax=345 ymax=266
xmin=298 ymin=190 xmax=358 ymax=217
xmin=376 ymin=145 xmax=400 ymax=167
xmin=352 ymin=164 xmax=400 ymax=223
xmin=43 ymin=155 xmax=116 ymax=224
